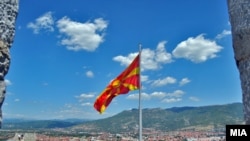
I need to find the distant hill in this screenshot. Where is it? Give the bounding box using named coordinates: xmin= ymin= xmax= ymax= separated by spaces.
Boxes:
xmin=2 ymin=119 xmax=89 ymax=129
xmin=2 ymin=103 xmax=244 ymax=132
xmin=72 ymin=102 xmax=244 ymax=133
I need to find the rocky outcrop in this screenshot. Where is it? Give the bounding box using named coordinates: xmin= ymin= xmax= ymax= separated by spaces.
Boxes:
xmin=227 ymin=0 xmax=250 ymax=124
xmin=0 ymin=0 xmax=19 ymax=127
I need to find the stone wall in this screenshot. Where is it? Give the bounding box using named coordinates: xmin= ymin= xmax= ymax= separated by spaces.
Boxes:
xmin=228 ymin=0 xmax=250 ymax=62
xmin=228 ymin=0 xmax=250 ymax=124
xmin=0 ymin=0 xmax=19 ymax=127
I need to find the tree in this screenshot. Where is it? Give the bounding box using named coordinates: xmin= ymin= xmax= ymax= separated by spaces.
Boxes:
xmin=227 ymin=0 xmax=250 ymax=124
xmin=0 ymin=0 xmax=19 ymax=127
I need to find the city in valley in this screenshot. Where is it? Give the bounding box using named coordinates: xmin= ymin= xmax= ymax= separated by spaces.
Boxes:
xmin=1 ymin=128 xmax=225 ymax=141
xmin=0 ymin=103 xmax=241 ymax=141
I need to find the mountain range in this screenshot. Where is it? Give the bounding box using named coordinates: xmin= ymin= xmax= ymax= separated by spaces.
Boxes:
xmin=3 ymin=103 xmax=244 ymax=132
xmin=72 ymin=102 xmax=244 ymax=133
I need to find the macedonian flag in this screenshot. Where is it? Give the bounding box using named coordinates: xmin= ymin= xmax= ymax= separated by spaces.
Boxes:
xmin=94 ymin=54 xmax=140 ymax=113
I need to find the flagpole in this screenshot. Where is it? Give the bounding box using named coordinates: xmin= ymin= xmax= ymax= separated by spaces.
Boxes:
xmin=138 ymin=44 xmax=142 ymax=141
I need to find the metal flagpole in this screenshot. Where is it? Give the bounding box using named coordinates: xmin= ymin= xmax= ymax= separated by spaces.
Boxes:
xmin=138 ymin=44 xmax=142 ymax=141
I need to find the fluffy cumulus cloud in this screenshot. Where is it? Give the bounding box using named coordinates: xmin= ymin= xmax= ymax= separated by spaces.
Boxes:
xmin=75 ymin=93 xmax=95 ymax=102
xmin=126 ymin=93 xmax=151 ymax=100
xmin=166 ymin=90 xmax=185 ymax=97
xmin=27 ymin=12 xmax=108 ymax=51
xmin=113 ymin=53 xmax=139 ymax=66
xmin=179 ymin=77 xmax=191 ymax=86
xmin=141 ymin=49 xmax=158 ymax=70
xmin=75 ymin=93 xmax=96 ymax=107
xmin=151 ymin=92 xmax=167 ymax=99
xmin=155 ymin=41 xmax=172 ymax=63
xmin=86 ymin=70 xmax=94 ymax=78
xmin=113 ymin=41 xmax=172 ymax=71
xmin=127 ymin=90 xmax=185 ymax=104
xmin=27 ymin=12 xmax=54 ymax=34
xmin=160 ymin=90 xmax=185 ymax=103
xmin=172 ymin=34 xmax=223 ymax=63
xmin=151 ymin=76 xmax=176 ymax=87
xmin=4 ymin=79 xmax=12 ymax=86
xmin=57 ymin=17 xmax=108 ymax=51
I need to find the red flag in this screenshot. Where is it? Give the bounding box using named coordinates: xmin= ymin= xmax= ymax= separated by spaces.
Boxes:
xmin=94 ymin=54 xmax=140 ymax=113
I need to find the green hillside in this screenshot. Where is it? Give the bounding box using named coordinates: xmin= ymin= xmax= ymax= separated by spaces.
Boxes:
xmin=73 ymin=103 xmax=244 ymax=133
xmin=2 ymin=103 xmax=243 ymax=133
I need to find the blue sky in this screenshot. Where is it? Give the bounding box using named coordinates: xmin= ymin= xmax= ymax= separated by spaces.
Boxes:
xmin=3 ymin=0 xmax=241 ymax=120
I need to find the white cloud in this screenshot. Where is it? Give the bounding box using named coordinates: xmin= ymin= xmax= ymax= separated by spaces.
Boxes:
xmin=166 ymin=90 xmax=185 ymax=97
xmin=141 ymin=49 xmax=158 ymax=70
xmin=161 ymin=98 xmax=182 ymax=103
xmin=172 ymin=34 xmax=223 ymax=63
xmin=74 ymin=93 xmax=95 ymax=109
xmin=81 ymin=102 xmax=92 ymax=106
xmin=151 ymin=92 xmax=167 ymax=99
xmin=4 ymin=79 xmax=12 ymax=86
xmin=216 ymin=29 xmax=231 ymax=39
xmin=126 ymin=93 xmax=151 ymax=100
xmin=189 ymin=96 xmax=200 ymax=102
xmin=155 ymin=41 xmax=173 ymax=63
xmin=86 ymin=70 xmax=94 ymax=78
xmin=113 ymin=53 xmax=139 ymax=66
xmin=127 ymin=90 xmax=185 ymax=101
xmin=57 ymin=17 xmax=108 ymax=51
xmin=113 ymin=41 xmax=172 ymax=71
xmin=151 ymin=76 xmax=176 ymax=87
xmin=75 ymin=93 xmax=95 ymax=102
xmin=77 ymin=93 xmax=95 ymax=99
xmin=141 ymin=75 xmax=149 ymax=82
xmin=27 ymin=12 xmax=54 ymax=34
xmin=179 ymin=77 xmax=191 ymax=86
